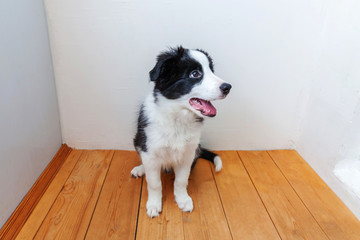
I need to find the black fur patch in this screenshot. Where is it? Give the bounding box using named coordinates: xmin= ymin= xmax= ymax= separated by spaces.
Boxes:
xmin=133 ymin=105 xmax=148 ymax=152
xmin=195 ymin=117 xmax=204 ymax=123
xmin=191 ymin=145 xmax=218 ymax=169
xmin=149 ymin=46 xmax=207 ymax=99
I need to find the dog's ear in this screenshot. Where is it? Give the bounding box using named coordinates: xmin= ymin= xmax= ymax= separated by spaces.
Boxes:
xmin=149 ymin=46 xmax=185 ymax=82
xmin=149 ymin=59 xmax=164 ymax=82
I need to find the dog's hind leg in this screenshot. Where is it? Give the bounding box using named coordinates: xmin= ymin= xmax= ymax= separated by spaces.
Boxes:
xmin=195 ymin=146 xmax=223 ymax=172
xmin=131 ymin=164 xmax=145 ymax=178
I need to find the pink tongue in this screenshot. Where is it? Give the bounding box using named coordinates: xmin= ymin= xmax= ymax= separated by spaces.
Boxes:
xmin=191 ymin=98 xmax=217 ymax=117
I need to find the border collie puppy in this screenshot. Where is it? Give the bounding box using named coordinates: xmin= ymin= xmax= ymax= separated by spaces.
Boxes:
xmin=132 ymin=46 xmax=231 ymax=218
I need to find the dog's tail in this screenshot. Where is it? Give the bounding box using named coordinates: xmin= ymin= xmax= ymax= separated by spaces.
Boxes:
xmin=192 ymin=145 xmax=222 ymax=172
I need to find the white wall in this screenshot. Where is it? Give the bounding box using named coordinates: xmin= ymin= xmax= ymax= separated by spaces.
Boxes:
xmin=296 ymin=0 xmax=360 ymax=219
xmin=45 ymin=0 xmax=328 ymax=150
xmin=0 ymin=0 xmax=62 ymax=227
xmin=45 ymin=0 xmax=360 ymax=218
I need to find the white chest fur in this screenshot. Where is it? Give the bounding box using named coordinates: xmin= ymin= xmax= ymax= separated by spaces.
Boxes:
xmin=143 ymin=93 xmax=202 ymax=165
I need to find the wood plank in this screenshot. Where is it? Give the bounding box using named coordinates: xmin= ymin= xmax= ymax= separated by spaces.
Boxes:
xmin=16 ymin=150 xmax=82 ymax=240
xmin=239 ymin=151 xmax=329 ymax=239
xmin=268 ymin=150 xmax=360 ymax=240
xmin=85 ymin=151 xmax=142 ymax=240
xmin=182 ymin=158 xmax=232 ymax=240
xmin=34 ymin=150 xmax=114 ymax=240
xmin=213 ymin=151 xmax=280 ymax=239
xmin=0 ymin=144 xmax=71 ymax=240
xmin=136 ymin=173 xmax=184 ymax=240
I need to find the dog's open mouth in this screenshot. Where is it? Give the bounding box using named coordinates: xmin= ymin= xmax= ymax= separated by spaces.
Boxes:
xmin=189 ymin=98 xmax=216 ymax=117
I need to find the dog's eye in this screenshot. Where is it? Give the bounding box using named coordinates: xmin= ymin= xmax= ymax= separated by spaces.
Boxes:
xmin=189 ymin=70 xmax=202 ymax=79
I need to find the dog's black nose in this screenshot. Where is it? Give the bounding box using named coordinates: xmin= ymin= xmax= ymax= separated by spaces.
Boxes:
xmin=220 ymin=83 xmax=232 ymax=95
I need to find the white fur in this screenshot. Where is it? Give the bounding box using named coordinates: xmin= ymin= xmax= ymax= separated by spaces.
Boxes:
xmin=140 ymin=93 xmax=200 ymax=216
xmin=131 ymin=164 xmax=145 ymax=178
xmin=214 ymin=156 xmax=223 ymax=172
xmin=133 ymin=50 xmax=228 ymax=217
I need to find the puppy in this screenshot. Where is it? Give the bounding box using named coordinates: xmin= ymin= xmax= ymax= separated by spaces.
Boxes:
xmin=131 ymin=46 xmax=231 ymax=218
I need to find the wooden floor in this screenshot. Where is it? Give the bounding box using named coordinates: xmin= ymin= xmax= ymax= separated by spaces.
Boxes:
xmin=11 ymin=150 xmax=360 ymax=239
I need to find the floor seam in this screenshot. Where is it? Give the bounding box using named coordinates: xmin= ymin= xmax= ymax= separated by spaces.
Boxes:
xmin=83 ymin=150 xmax=116 ymax=239
xmin=33 ymin=149 xmax=83 ymax=239
xmin=266 ymin=151 xmax=331 ymax=240
xmin=134 ymin=176 xmax=144 ymax=240
xmin=236 ymin=151 xmax=283 ymax=240
xmin=209 ymin=157 xmax=234 ymax=240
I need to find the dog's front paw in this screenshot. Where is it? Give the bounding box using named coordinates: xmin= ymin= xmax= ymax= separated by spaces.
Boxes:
xmin=176 ymin=195 xmax=193 ymax=212
xmin=131 ymin=165 xmax=145 ymax=178
xmin=146 ymin=198 xmax=162 ymax=218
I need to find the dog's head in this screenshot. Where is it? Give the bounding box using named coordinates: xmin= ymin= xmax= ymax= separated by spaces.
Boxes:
xmin=150 ymin=46 xmax=231 ymax=118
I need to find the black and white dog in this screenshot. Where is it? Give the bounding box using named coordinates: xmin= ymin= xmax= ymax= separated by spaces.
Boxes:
xmin=132 ymin=46 xmax=231 ymax=218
